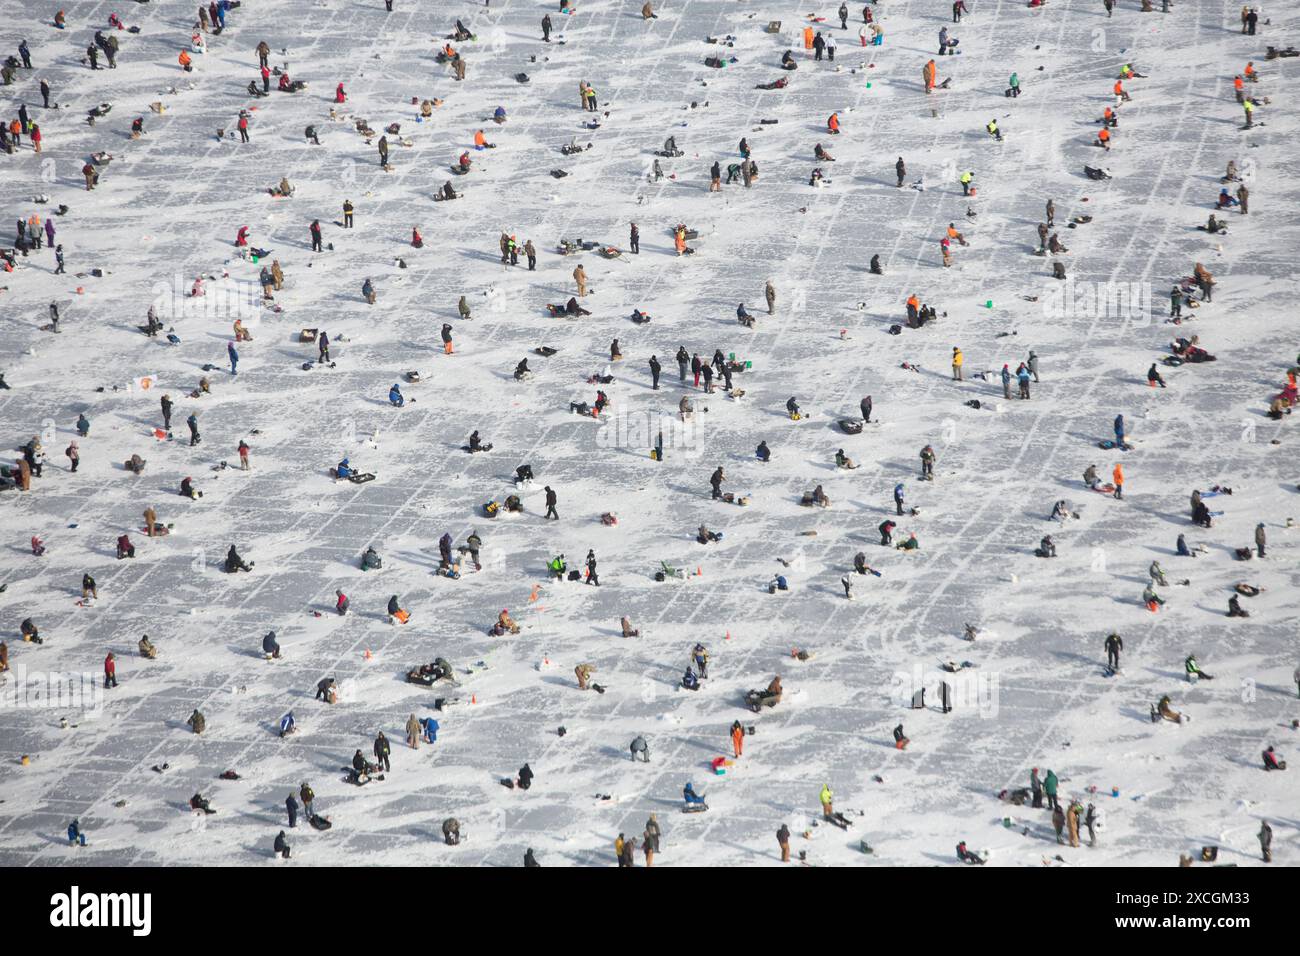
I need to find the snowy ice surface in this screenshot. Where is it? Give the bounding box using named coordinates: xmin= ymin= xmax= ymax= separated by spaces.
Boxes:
xmin=0 ymin=0 xmax=1297 ymax=867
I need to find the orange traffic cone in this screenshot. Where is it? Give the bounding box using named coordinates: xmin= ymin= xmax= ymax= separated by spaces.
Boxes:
xmin=471 ymin=694 xmax=477 ymax=704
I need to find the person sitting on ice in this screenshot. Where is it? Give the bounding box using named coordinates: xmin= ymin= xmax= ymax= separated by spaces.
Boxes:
xmin=117 ymin=534 xmax=136 ymax=559
xmin=1156 ymin=695 xmax=1182 ymax=722
xmin=547 ymin=554 xmax=567 ymax=579
xmin=956 ymin=840 xmax=985 ymax=865
xmin=279 ymin=712 xmax=296 ymax=737
xmin=681 ymin=666 xmax=700 ymax=691
xmin=1143 ymin=583 xmax=1164 ymax=609
xmin=335 ymin=458 xmax=353 ymax=481
xmin=1050 ymin=500 xmax=1074 ymax=522
xmin=514 ymin=358 xmax=531 ymax=381
xmin=492 ymin=609 xmax=521 ymax=635
xmin=780 ymin=50 xmax=797 ymax=70
xmin=683 ymin=781 xmax=707 ymax=807
xmin=1227 ymin=593 xmax=1250 ymax=617
xmin=1185 ymin=654 xmax=1213 ymax=682
xmin=225 ymin=544 xmax=252 ymax=573
xmin=349 ymin=749 xmax=375 ymax=785
xmin=697 ymin=524 xmax=721 ymax=544
xmin=388 ymin=383 xmax=404 ymax=407
xmin=1082 ymin=464 xmax=1101 ymax=489
xmin=190 ymin=793 xmax=216 ymax=814
xmin=1262 ymin=746 xmax=1286 ymax=771
xmin=835 ymin=448 xmax=857 ymax=469
xmin=814 ymin=143 xmax=836 ymax=162
xmin=802 ymin=484 xmax=830 ymax=507
xmin=411 ymin=226 xmax=423 ymax=248
xmin=457 ymin=151 xmax=472 ymax=173
xmin=756 ymin=440 xmax=771 ymax=462
xmin=737 ymin=302 xmax=756 ymax=324
xmin=263 ymin=631 xmax=281 ymax=659
xmin=896 ymin=533 xmax=920 ymax=552
xmin=770 ymin=573 xmax=790 ymax=591
xmin=1217 ymin=188 xmax=1239 ymax=210
xmin=361 ymin=546 xmax=382 ymax=571
xmin=139 ymin=635 xmax=158 ymax=658
xmin=440 ymin=181 xmax=459 ymax=201
xmin=621 ymin=616 xmax=640 ymax=638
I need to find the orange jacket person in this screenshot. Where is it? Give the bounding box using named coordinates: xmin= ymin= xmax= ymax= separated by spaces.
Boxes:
xmin=1112 ymin=463 xmax=1124 ymax=500
xmin=731 ymin=722 xmax=744 ymax=758
xmin=178 ymin=49 xmax=192 ymax=70
xmin=827 ymin=112 xmax=840 ymax=134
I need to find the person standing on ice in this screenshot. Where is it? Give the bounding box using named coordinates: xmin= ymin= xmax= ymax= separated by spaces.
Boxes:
xmin=819 ymin=783 xmax=834 ymax=819
xmin=1105 ymin=633 xmax=1122 ymax=671
xmin=920 ymin=445 xmax=936 ymax=480
xmin=1043 ymin=769 xmax=1060 ymax=811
